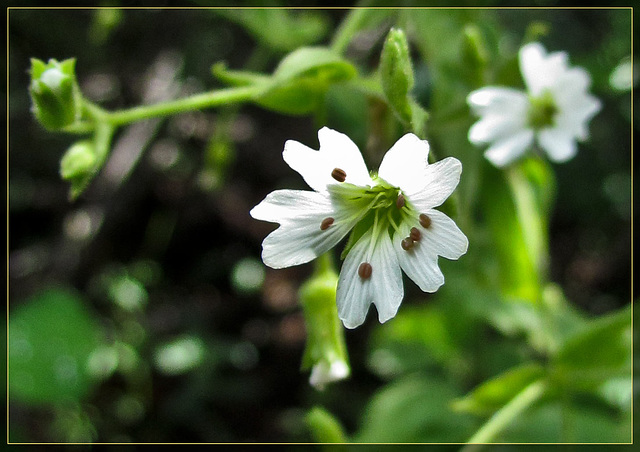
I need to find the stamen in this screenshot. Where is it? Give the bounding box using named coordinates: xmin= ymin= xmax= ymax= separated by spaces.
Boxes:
xmin=401 ymin=238 xmax=414 ymax=251
xmin=419 ymin=213 xmax=432 ymax=229
xmin=320 ymin=217 xmax=334 ymax=231
xmin=410 ymin=227 xmax=421 ymax=241
xmin=386 ymin=209 xmax=401 ymax=234
xmin=358 ymin=262 xmax=373 ymax=279
xmin=396 ymin=194 xmax=405 ymax=209
xmin=331 ymin=168 xmax=347 ymax=182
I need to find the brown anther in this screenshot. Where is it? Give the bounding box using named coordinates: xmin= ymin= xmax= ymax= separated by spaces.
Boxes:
xmin=410 ymin=227 xmax=421 ymax=242
xmin=396 ymin=194 xmax=405 ymax=209
xmin=419 ymin=213 xmax=432 ymax=229
xmin=320 ymin=217 xmax=334 ymax=231
xmin=358 ymin=262 xmax=373 ymax=280
xmin=331 ymin=168 xmax=347 ymax=182
xmin=401 ymin=238 xmax=414 ymax=251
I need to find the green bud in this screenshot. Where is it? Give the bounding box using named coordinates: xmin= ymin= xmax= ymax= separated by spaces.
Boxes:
xmin=29 ymin=58 xmax=81 ymax=130
xmin=299 ymin=254 xmax=350 ymax=390
xmin=380 ymin=28 xmax=414 ymax=124
xmin=60 ymin=140 xmax=96 ymax=181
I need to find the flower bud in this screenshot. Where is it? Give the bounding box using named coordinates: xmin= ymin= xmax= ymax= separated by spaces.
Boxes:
xmin=380 ymin=28 xmax=414 ymax=124
xmin=29 ymin=58 xmax=81 ymax=130
xmin=299 ymin=254 xmax=350 ymax=390
xmin=60 ymin=140 xmax=96 ymax=181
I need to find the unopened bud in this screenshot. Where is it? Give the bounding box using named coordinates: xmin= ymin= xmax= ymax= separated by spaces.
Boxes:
xmin=299 ymin=254 xmax=350 ymax=390
xmin=29 ymin=58 xmax=81 ymax=130
xmin=380 ymin=28 xmax=414 ymax=124
xmin=60 ymin=140 xmax=96 ymax=181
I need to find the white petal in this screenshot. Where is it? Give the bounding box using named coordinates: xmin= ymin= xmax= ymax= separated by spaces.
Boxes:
xmin=250 ymin=189 xmax=354 ymax=269
xmin=283 ymin=127 xmax=372 ymax=193
xmin=469 ymin=111 xmax=528 ymax=144
xmin=467 ymin=87 xmax=529 ymax=117
xmin=402 ymin=157 xmax=462 ymax=212
xmin=555 ymin=92 xmax=601 ymax=140
xmin=467 ymin=88 xmax=529 ymax=146
xmin=337 ymin=231 xmax=403 ymax=328
xmin=377 ymin=133 xmax=429 ymax=193
xmin=419 ymin=209 xmax=469 ymax=259
xmin=520 ymin=42 xmax=568 ymax=96
xmin=394 ymin=210 xmax=467 ymax=293
xmin=484 ymin=129 xmax=534 ymax=167
xmin=537 ymin=128 xmax=577 ymax=163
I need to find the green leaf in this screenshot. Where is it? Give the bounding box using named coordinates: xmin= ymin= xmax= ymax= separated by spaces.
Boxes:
xmin=214 ymin=9 xmax=329 ymax=52
xmin=453 ymin=363 xmax=546 ymax=416
xmin=211 ymin=62 xmax=270 ymax=87
xmin=305 ymin=406 xmax=348 ymax=444
xmin=551 ymin=305 xmax=632 ymax=390
xmin=479 ymin=158 xmax=555 ymax=304
xmin=213 ymin=47 xmax=357 ymax=115
xmin=500 ymin=399 xmax=631 ymax=443
xmin=8 ymin=288 xmax=105 ymax=405
xmin=354 ymin=374 xmax=474 ymax=443
xmin=369 ymin=304 xmax=465 ymax=378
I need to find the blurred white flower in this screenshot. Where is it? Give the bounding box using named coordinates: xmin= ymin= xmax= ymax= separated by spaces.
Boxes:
xmin=468 ymin=42 xmax=601 ymax=167
xmin=251 ymin=127 xmax=468 ymax=329
xmin=309 ymin=358 xmax=350 ymax=390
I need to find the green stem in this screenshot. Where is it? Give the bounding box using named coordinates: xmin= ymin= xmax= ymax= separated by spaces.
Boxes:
xmin=86 ymin=85 xmax=262 ymax=127
xmin=330 ymin=0 xmax=378 ymax=55
xmin=463 ymin=379 xmax=546 ymax=449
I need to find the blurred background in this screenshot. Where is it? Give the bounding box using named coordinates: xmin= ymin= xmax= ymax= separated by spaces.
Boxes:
xmin=7 ymin=4 xmax=633 ymax=444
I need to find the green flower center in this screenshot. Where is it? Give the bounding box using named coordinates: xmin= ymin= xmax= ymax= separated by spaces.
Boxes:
xmin=329 ymin=174 xmax=415 ymax=259
xmin=527 ymin=90 xmax=558 ymax=129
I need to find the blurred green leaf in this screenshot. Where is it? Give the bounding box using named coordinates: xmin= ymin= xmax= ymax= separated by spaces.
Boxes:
xmin=325 ymin=83 xmax=370 ymax=147
xmin=213 ymin=47 xmax=357 ymax=115
xmin=500 ymin=398 xmax=631 ymax=443
xmin=480 ymin=160 xmax=549 ymax=304
xmin=9 ymin=288 xmax=105 ymax=405
xmin=214 ymin=9 xmax=329 ymax=52
xmin=305 ymin=406 xmax=348 ymax=444
xmin=453 ymin=363 xmax=545 ymax=416
xmin=354 ymin=374 xmax=474 ymax=443
xmin=369 ymin=304 xmax=465 ymax=378
xmin=551 ymin=305 xmax=631 ymax=391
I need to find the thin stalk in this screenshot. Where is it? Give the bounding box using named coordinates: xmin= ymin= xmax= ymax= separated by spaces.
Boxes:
xmin=90 ymin=85 xmax=262 ymax=127
xmin=330 ymin=0 xmax=377 ymax=55
xmin=462 ymin=379 xmax=546 ymax=450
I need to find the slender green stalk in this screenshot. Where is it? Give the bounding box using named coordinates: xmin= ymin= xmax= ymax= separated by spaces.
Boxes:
xmin=330 ymin=0 xmax=377 ymax=55
xmin=462 ymin=379 xmax=546 ymax=450
xmin=87 ymin=85 xmax=262 ymax=127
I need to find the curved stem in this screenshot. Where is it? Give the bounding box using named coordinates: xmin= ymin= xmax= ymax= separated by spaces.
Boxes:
xmin=84 ymin=85 xmax=262 ymax=127
xmin=463 ymin=379 xmax=546 ymax=449
xmin=330 ymin=0 xmax=377 ymax=55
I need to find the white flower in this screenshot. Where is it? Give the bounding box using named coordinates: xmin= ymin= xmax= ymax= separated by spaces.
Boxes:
xmin=250 ymin=127 xmax=468 ymax=329
xmin=467 ymin=42 xmax=601 ymax=167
